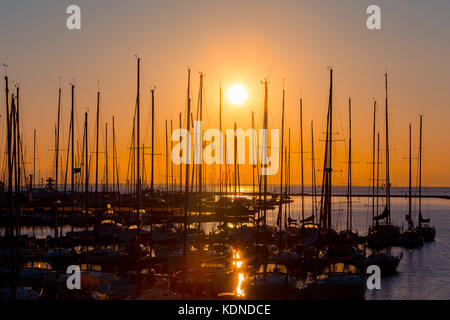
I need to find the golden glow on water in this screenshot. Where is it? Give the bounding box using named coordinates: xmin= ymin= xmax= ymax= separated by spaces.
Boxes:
xmin=233 ymin=251 xmax=243 ymax=268
xmin=236 ymin=273 xmax=245 ymax=297
xmin=233 ymin=250 xmax=245 ymax=297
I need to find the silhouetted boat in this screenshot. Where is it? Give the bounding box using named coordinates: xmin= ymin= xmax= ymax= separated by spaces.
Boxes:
xmin=414 ymin=116 xmax=436 ymax=242
xmin=366 ymin=251 xmax=402 ymax=276
xmin=314 ymin=262 xmax=366 ymax=300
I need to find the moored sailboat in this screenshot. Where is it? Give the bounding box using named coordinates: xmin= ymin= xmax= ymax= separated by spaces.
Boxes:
xmin=414 ymin=115 xmax=436 ymax=242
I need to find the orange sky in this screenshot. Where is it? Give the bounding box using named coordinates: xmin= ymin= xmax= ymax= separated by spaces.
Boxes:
xmin=0 ymin=0 xmax=449 ymax=188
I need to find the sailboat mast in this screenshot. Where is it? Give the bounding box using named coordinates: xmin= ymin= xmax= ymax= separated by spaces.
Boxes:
xmin=289 ymin=129 xmax=291 ymax=197
xmin=234 ymin=122 xmax=237 ymax=196
xmin=71 ymin=83 xmax=75 ymax=233
xmin=198 ymin=73 xmax=204 ymax=206
xmin=419 ymin=115 xmax=423 ymax=226
xmin=328 ymin=70 xmax=333 ymax=230
xmin=55 ymin=86 xmax=61 ymax=193
xmin=5 ymin=74 xmax=13 ymax=239
xmin=4 ymin=75 xmax=12 ymax=239
xmin=16 ymin=87 xmax=21 ymax=192
xmin=319 ymin=68 xmax=333 ymax=231
xmin=347 ymin=98 xmax=352 ymax=231
xmin=372 ymin=100 xmax=376 ymax=222
xmin=262 ymin=78 xmax=269 ymax=253
xmin=278 ymin=86 xmax=285 ymax=229
xmin=179 ymin=112 xmax=182 ymax=193
xmin=251 ymin=111 xmax=256 ymax=198
xmin=408 ymin=123 xmax=412 ymax=226
xmin=287 ymin=128 xmax=291 ymax=229
xmin=384 ymin=73 xmax=391 ymax=221
xmin=377 ymin=133 xmax=380 ymax=218
xmin=311 ymin=121 xmax=316 ymax=221
xmin=112 ymin=116 xmax=116 ymax=194
xmin=105 ymin=123 xmax=108 ymax=193
xmin=136 ymin=58 xmax=141 ymax=205
xmin=300 ymin=98 xmax=304 ymax=221
xmin=182 ymin=69 xmax=192 ymax=296
xmin=84 ymin=112 xmax=89 ymax=214
xmin=33 ymin=129 xmax=36 ymax=190
xmin=165 ymin=119 xmax=169 ymax=193
xmin=5 ymin=72 xmax=17 ymax=299
xmin=151 ymin=88 xmax=155 ymax=195
xmin=95 ymin=89 xmax=100 ymax=213
xmin=219 ymin=85 xmax=222 ymax=197
xmin=171 ymin=119 xmax=174 ymax=194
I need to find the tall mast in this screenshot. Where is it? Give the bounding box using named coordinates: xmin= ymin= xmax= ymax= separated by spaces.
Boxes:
xmin=234 ymin=122 xmax=237 ymax=197
xmin=136 ymin=58 xmax=141 ymax=206
xmin=372 ymin=100 xmax=376 ymax=223
xmin=171 ymin=119 xmax=174 ymax=193
xmin=179 ymin=112 xmax=182 ymax=193
xmin=105 ymin=123 xmax=108 ymax=193
xmin=287 ymin=128 xmax=291 ymax=229
xmin=219 ymin=85 xmax=222 ymax=197
xmin=71 ymin=83 xmax=75 ymax=233
xmin=198 ymin=73 xmax=204 ymax=207
xmin=347 ymin=98 xmax=352 ymax=231
xmin=319 ymin=68 xmax=333 ymax=231
xmin=11 ymin=94 xmax=18 ymax=239
xmin=12 ymin=96 xmax=18 ymax=194
xmin=84 ymin=112 xmax=89 ymax=214
xmin=5 ymin=71 xmax=17 ymax=299
xmin=262 ymin=78 xmax=269 ymax=252
xmin=408 ymin=122 xmax=412 ymax=228
xmin=112 ymin=116 xmax=116 ymax=194
xmin=284 ymin=146 xmax=287 ymax=229
xmin=142 ymin=144 xmax=145 ymax=189
xmin=16 ymin=87 xmax=20 ymax=192
xmin=55 ymin=85 xmax=61 ymax=193
xmin=151 ymin=88 xmax=155 ymax=196
xmin=384 ymin=73 xmax=391 ymax=221
xmin=377 ymin=133 xmax=380 ymax=218
xmin=95 ymin=89 xmax=100 ymax=213
xmin=5 ymin=75 xmax=13 ymax=239
xmin=182 ymin=69 xmax=192 ymax=296
xmin=251 ymin=111 xmax=256 ymax=198
xmin=311 ymin=120 xmax=316 ymax=221
xmin=300 ymin=98 xmax=304 ymax=221
xmin=165 ymin=119 xmax=169 ymax=193
xmin=418 ymin=115 xmax=423 ymax=226
xmin=277 ymin=85 xmax=285 ymax=229
xmin=114 ymin=117 xmax=120 ymax=194
xmin=33 ymin=129 xmax=36 ymax=190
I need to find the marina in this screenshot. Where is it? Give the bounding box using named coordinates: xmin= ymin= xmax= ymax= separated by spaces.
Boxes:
xmin=0 ymin=63 xmax=446 ymax=300
xmin=1 ymin=0 xmax=449 ymax=303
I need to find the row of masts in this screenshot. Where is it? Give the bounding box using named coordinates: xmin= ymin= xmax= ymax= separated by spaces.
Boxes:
xmin=4 ymin=62 xmax=428 ymax=234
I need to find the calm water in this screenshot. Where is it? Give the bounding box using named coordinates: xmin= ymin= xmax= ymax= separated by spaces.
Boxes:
xmin=272 ymin=193 xmax=450 ymax=300
xmin=4 ymin=186 xmax=450 ymax=299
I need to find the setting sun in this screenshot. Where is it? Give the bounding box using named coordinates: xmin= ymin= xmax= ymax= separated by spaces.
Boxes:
xmin=227 ymin=84 xmax=248 ymax=105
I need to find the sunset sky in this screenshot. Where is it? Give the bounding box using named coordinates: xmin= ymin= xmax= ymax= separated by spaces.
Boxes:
xmin=0 ymin=0 xmax=449 ymax=188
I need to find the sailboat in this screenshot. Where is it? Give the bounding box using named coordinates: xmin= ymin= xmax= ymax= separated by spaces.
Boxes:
xmin=314 ymin=262 xmax=366 ymax=300
xmin=414 ymin=115 xmax=436 ymax=242
xmin=399 ymin=123 xmax=424 ymax=248
xmin=366 ymin=100 xmax=402 ymax=275
xmin=297 ymin=102 xmax=319 ymax=246
xmin=367 ymin=73 xmax=401 ymax=249
xmin=340 ymin=98 xmax=358 ymax=242
xmin=247 ymin=261 xmax=299 ymax=299
xmin=248 ymin=79 xmax=299 ymax=299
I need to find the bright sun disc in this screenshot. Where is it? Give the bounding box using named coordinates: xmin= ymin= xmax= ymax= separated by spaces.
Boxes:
xmin=227 ymin=84 xmax=248 ymax=105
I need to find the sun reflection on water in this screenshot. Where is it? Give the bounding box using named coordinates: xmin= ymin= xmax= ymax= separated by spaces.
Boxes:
xmin=233 ymin=250 xmax=245 ymax=297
